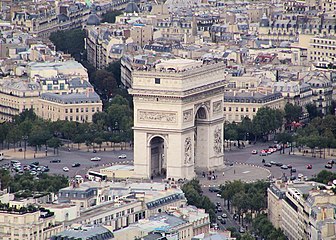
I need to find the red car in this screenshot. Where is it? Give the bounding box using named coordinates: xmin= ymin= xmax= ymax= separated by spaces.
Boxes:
xmin=307 ymin=164 xmax=312 ymax=169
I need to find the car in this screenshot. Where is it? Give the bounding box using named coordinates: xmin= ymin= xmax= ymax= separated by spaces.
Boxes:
xmin=10 ymin=160 xmax=20 ymax=166
xmin=72 ymin=163 xmax=81 ymax=167
xmin=209 ymin=187 xmax=221 ymax=193
xmin=307 ymin=164 xmax=312 ymax=169
xmin=217 ymin=207 xmax=223 ymax=212
xmin=251 ymin=150 xmax=258 ymax=154
xmin=118 ymin=154 xmax=127 ymax=159
xmin=216 ymin=193 xmax=221 ymax=197
xmin=221 ymin=213 xmax=227 ymax=218
xmin=63 ymin=167 xmax=69 ymax=172
xmin=276 ymin=162 xmax=283 ymax=167
xmin=298 ymin=173 xmax=304 ymax=178
xmin=41 ymin=167 xmax=49 ymax=172
xmin=93 ymin=149 xmax=97 ymax=153
xmin=270 ymin=161 xmax=276 ymax=165
xmin=327 ymin=160 xmax=335 ymax=165
xmin=90 ymin=157 xmax=101 ymax=161
xmin=217 ymin=216 xmax=222 ymax=221
xmin=239 ymin=227 xmax=246 ymax=233
xmin=290 ymin=176 xmax=296 ymax=180
xmin=291 ymin=168 xmax=297 ymax=173
xmin=260 ymin=151 xmax=268 ymax=156
xmin=264 ymin=163 xmax=272 ymax=167
xmin=31 ymin=161 xmax=39 ymax=166
xmin=220 ymin=219 xmax=226 ymax=224
xmin=281 ymin=165 xmax=288 ymax=169
xmin=216 ymin=202 xmax=221 ymax=207
xmin=287 ymin=164 xmax=292 ymax=168
xmin=50 ymin=159 xmax=61 ymax=163
xmin=325 ymin=164 xmax=332 ymax=169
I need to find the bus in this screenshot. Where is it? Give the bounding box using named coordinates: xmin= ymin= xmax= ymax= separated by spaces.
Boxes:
xmin=86 ymin=171 xmax=107 ymax=181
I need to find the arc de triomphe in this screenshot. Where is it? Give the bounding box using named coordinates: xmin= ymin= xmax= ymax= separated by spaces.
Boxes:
xmin=129 ymin=59 xmax=225 ymax=180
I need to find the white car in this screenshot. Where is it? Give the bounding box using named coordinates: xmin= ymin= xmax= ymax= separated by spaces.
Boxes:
xmin=251 ymin=150 xmax=258 ymax=154
xmin=118 ymin=154 xmax=127 ymax=159
xmin=63 ymin=167 xmax=69 ymax=172
xmin=90 ymin=157 xmax=101 ymax=161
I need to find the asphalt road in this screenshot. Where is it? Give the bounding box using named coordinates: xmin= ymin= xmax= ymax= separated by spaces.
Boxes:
xmin=1 ymin=148 xmax=134 ymax=178
xmin=226 ymin=143 xmax=336 ymax=179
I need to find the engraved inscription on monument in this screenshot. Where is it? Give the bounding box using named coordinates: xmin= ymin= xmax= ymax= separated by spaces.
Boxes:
xmin=138 ymin=110 xmax=177 ymax=123
xmin=183 ymin=109 xmax=193 ymax=122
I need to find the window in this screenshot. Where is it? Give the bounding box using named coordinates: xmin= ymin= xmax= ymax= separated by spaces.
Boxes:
xmin=47 ymin=84 xmax=52 ymax=90
xmin=76 ymin=108 xmax=79 ymax=113
xmin=155 ymin=78 xmax=161 ymax=84
xmin=92 ymin=107 xmax=95 ymax=112
xmin=65 ymin=109 xmax=68 ymax=113
xmin=60 ymin=83 xmax=65 ymax=90
xmin=253 ymin=108 xmax=256 ymax=112
xmin=70 ymin=108 xmax=73 ymax=113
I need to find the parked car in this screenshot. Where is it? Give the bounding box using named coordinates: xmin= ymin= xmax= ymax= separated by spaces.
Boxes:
xmin=281 ymin=165 xmax=288 ymax=169
xmin=220 ymin=219 xmax=226 ymax=224
xmin=217 ymin=207 xmax=223 ymax=212
xmin=63 ymin=167 xmax=69 ymax=172
xmin=287 ymin=164 xmax=292 ymax=168
xmin=276 ymin=162 xmax=283 ymax=167
xmin=325 ymin=164 xmax=333 ymax=169
xmin=260 ymin=151 xmax=268 ymax=156
xmin=31 ymin=161 xmax=39 ymax=166
xmin=290 ymin=176 xmax=296 ymax=181
xmin=221 ymin=213 xmax=227 ymax=218
xmin=307 ymin=164 xmax=312 ymax=169
xmin=50 ymin=159 xmax=61 ymax=163
xmin=291 ymin=168 xmax=297 ymax=173
xmin=93 ymin=150 xmax=97 ymax=153
xmin=118 ymin=154 xmax=127 ymax=159
xmin=217 ymin=216 xmax=222 ymax=221
xmin=264 ymin=163 xmax=272 ymax=167
xmin=270 ymin=161 xmax=276 ymax=165
xmin=251 ymin=150 xmax=258 ymax=154
xmin=216 ymin=202 xmax=221 ymax=207
xmin=72 ymin=163 xmax=81 ymax=167
xmin=90 ymin=157 xmax=101 ymax=161
xmin=239 ymin=227 xmax=246 ymax=233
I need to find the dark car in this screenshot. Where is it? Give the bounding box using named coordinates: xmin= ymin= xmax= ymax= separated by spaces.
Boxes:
xmin=72 ymin=163 xmax=81 ymax=167
xmin=307 ymin=164 xmax=312 ymax=169
xmin=290 ymin=176 xmax=296 ymax=180
xmin=264 ymin=163 xmax=272 ymax=167
xmin=220 ymin=219 xmax=226 ymax=224
xmin=209 ymin=187 xmax=221 ymax=193
xmin=31 ymin=161 xmax=39 ymax=166
xmin=291 ymin=168 xmax=297 ymax=173
xmin=217 ymin=207 xmax=223 ymax=212
xmin=50 ymin=159 xmax=61 ymax=163
xmin=275 ymin=162 xmax=283 ymax=167
xmin=325 ymin=164 xmax=332 ymax=169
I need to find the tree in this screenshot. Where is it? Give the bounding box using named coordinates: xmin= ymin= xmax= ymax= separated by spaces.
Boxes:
xmin=312 ymin=170 xmax=336 ymax=184
xmin=284 ymin=102 xmax=302 ymax=124
xmin=101 ymin=10 xmax=122 ymax=23
xmin=92 ymin=70 xmax=118 ymax=97
xmin=241 ymin=233 xmax=255 ymax=240
xmin=276 ymin=132 xmax=293 ymax=154
xmin=306 ymin=103 xmax=322 ymax=120
xmin=47 ymin=137 xmax=62 ymax=155
xmin=49 ymin=29 xmax=86 ymax=61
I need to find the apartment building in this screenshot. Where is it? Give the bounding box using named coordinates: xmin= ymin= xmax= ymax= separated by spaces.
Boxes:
xmin=0 ymin=207 xmax=63 ymax=240
xmin=37 ymin=91 xmax=102 ymax=123
xmin=268 ymin=180 xmax=336 ymax=240
xmin=223 ymin=91 xmax=285 ymax=122
xmin=308 ymin=35 xmax=336 ymax=63
xmin=0 ymin=78 xmax=40 ymax=121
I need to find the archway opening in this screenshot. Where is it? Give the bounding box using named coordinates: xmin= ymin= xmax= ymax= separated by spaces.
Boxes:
xmin=150 ymin=136 xmax=166 ymax=179
xmin=194 ymin=107 xmax=209 ymax=172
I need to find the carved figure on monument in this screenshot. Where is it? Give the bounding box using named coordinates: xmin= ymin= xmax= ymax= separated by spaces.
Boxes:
xmin=183 ymin=109 xmax=193 ymax=122
xmin=213 ymin=127 xmax=222 ymax=154
xmin=184 ymin=137 xmax=192 ymax=164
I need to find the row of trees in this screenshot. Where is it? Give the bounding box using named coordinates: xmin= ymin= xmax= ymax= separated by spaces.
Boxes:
xmin=220 ymin=180 xmax=269 ymax=225
xmin=181 ymin=179 xmax=216 ymax=222
xmin=0 ymin=94 xmax=133 ymax=153
xmin=225 ymin=107 xmax=284 ymax=145
xmin=0 ymin=169 xmax=68 ymax=194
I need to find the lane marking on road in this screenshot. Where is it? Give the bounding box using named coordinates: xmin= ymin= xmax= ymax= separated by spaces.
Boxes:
xmin=242 ymin=171 xmax=250 ymax=174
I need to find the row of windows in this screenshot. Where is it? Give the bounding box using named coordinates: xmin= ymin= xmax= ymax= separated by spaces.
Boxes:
xmin=311 ymin=51 xmax=336 ymax=56
xmin=65 ymin=115 xmax=89 ymax=121
xmin=312 ymin=45 xmax=336 ymax=50
xmin=224 ymin=107 xmax=257 ymax=112
xmin=313 ymin=39 xmax=336 ymax=45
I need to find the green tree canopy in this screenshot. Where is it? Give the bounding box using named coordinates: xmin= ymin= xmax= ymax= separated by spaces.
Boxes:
xmin=284 ymin=102 xmax=302 ymax=123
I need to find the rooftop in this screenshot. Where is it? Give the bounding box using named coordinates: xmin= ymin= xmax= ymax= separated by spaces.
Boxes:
xmin=40 ymin=92 xmax=101 ymax=104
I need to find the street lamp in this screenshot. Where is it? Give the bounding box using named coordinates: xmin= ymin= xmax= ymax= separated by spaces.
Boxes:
xmin=22 ymin=136 xmax=28 ymax=160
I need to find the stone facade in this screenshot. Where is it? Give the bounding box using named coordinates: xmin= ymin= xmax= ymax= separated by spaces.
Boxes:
xmin=130 ymin=59 xmax=225 ymax=180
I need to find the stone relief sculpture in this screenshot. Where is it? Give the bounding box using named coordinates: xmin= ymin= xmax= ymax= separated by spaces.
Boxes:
xmin=213 ymin=100 xmax=222 ymax=113
xmin=183 ymin=109 xmax=193 ymax=122
xmin=138 ymin=110 xmax=177 ymax=123
xmin=184 ymin=137 xmax=192 ymax=164
xmin=213 ymin=127 xmax=222 ymax=154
